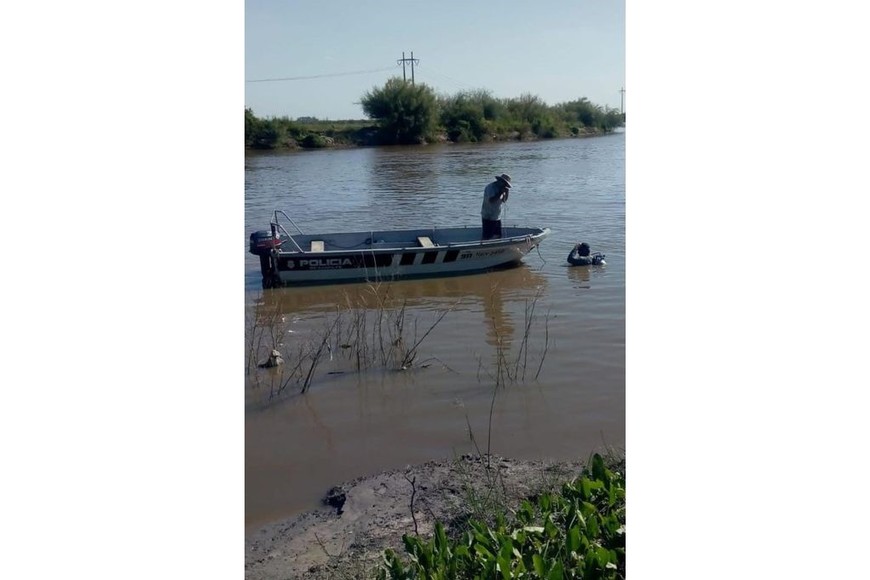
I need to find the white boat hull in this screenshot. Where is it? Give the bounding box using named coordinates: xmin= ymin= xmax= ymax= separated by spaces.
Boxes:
xmin=250 ymin=223 xmax=550 ymax=287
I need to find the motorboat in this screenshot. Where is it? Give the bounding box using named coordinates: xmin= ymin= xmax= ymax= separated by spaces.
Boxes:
xmin=249 ymin=210 xmax=550 ymax=287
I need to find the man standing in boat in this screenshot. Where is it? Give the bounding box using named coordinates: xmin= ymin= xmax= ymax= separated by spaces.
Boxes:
xmin=481 ymin=173 xmax=512 ymax=239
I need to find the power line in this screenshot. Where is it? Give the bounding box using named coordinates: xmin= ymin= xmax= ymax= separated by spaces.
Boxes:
xmin=246 ymin=66 xmax=396 ymax=83
xmin=416 ymin=66 xmax=477 ymax=92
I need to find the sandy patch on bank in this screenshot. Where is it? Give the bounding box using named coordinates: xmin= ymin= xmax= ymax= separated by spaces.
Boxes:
xmin=245 ymin=454 xmax=587 ymax=579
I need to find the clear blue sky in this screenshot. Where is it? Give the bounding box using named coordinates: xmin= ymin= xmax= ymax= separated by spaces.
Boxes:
xmin=246 ymin=0 xmax=625 ymax=120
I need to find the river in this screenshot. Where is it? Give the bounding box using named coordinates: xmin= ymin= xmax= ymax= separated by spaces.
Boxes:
xmin=244 ymin=132 xmax=625 ymax=530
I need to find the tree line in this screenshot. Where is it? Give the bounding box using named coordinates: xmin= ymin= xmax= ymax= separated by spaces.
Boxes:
xmin=245 ymin=77 xmax=624 ymax=149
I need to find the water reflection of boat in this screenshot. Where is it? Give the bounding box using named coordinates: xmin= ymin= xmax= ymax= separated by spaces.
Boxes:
xmin=246 ymin=265 xmax=549 ymax=372
xmin=250 ymin=264 xmax=549 ymax=315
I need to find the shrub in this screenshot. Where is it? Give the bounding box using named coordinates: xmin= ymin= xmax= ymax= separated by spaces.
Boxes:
xmin=301 ymin=133 xmax=332 ymax=148
xmin=438 ymin=90 xmax=508 ymax=142
xmin=360 ymin=77 xmax=439 ymax=144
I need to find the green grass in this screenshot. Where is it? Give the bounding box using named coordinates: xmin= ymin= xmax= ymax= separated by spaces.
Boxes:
xmin=379 ymin=453 xmax=626 ymax=579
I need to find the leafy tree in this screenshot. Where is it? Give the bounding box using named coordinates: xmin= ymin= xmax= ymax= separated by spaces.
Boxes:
xmin=244 ymin=108 xmax=259 ymax=148
xmin=360 ymin=78 xmax=439 ymax=144
xmin=244 ymin=109 xmax=306 ymax=149
xmin=439 ymin=93 xmax=486 ymax=142
xmin=506 ymin=93 xmax=549 ymax=124
xmin=245 ymin=108 xmax=281 ymax=149
xmin=599 ymin=106 xmax=625 ymax=131
xmin=501 ymin=93 xmax=564 ymax=138
xmin=555 ymin=98 xmax=624 ymax=133
xmin=438 ymin=90 xmax=508 ymax=142
xmin=474 ymin=90 xmax=505 ymax=122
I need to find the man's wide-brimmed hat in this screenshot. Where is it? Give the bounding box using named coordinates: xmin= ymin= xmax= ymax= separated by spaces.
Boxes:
xmin=495 ymin=173 xmax=512 ymax=188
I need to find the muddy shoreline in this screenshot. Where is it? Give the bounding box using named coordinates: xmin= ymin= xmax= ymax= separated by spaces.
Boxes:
xmin=245 ymin=454 xmax=591 ymax=579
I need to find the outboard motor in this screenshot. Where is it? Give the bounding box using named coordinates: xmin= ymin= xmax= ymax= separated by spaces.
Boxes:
xmin=249 ymin=227 xmax=282 ymax=288
xmin=249 ymin=230 xmax=281 ymax=256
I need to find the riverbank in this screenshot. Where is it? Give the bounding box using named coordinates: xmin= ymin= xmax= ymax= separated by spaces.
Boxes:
xmin=245 ymin=102 xmax=624 ymax=151
xmin=246 ymin=124 xmax=614 ymax=151
xmin=245 ymin=453 xmax=621 ymax=579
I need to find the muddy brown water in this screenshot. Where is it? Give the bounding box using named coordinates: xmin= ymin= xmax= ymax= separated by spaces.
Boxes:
xmin=245 ymin=134 xmax=625 ymax=530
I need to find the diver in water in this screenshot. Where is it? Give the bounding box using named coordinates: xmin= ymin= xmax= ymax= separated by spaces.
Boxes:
xmin=567 ymin=242 xmax=606 ymax=266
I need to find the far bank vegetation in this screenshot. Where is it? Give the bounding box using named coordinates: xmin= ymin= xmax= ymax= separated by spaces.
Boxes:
xmin=245 ymin=77 xmax=625 ymax=150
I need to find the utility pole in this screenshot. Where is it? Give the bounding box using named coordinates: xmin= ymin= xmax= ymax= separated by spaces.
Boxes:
xmin=397 ymin=51 xmax=420 ymax=84
xmin=619 ymin=87 xmax=625 ymax=115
